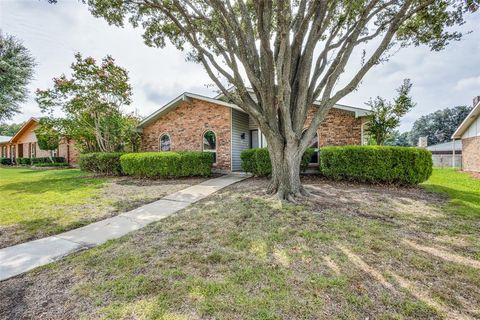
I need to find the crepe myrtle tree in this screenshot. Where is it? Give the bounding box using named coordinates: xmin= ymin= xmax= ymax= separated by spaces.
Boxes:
xmin=87 ymin=0 xmax=478 ymax=201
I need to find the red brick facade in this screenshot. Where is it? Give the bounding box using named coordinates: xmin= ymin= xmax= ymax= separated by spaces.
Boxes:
xmin=462 ymin=136 xmax=480 ymax=172
xmin=141 ymin=99 xmax=232 ymax=170
xmin=141 ymin=98 xmax=366 ymax=172
xmin=306 ymin=108 xmax=364 ymax=146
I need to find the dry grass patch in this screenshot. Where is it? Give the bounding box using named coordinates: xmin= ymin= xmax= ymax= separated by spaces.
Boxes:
xmin=1 ymin=171 xmax=479 ymax=319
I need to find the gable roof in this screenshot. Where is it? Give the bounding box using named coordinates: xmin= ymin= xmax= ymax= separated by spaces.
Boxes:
xmin=426 ymin=140 xmax=462 ymax=152
xmin=452 ymin=100 xmax=480 ymax=139
xmin=10 ymin=117 xmax=39 ymax=143
xmin=215 ymin=87 xmax=371 ymax=117
xmin=138 ymin=91 xmax=370 ymax=129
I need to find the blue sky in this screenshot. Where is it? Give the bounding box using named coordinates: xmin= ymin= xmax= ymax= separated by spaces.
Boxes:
xmin=1 ymin=0 xmax=479 ymax=132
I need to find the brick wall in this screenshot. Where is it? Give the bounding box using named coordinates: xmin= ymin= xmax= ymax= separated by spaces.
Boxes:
xmin=306 ymin=108 xmax=363 ymax=146
xmin=462 ymin=136 xmax=480 ymax=172
xmin=141 ymin=99 xmax=232 ymax=171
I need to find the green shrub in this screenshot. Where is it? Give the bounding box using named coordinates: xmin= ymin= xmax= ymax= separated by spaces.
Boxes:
xmin=319 ymin=146 xmax=432 ymax=185
xmin=17 ymin=157 xmax=31 ymax=165
xmin=240 ymin=148 xmax=317 ymax=177
xmin=120 ymin=152 xmax=214 ymax=178
xmin=0 ymin=158 xmax=12 ymax=165
xmin=79 ymin=152 xmax=125 ymax=176
xmin=30 ymin=157 xmax=66 ymax=164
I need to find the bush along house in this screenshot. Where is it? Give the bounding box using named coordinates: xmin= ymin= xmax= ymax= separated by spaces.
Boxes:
xmin=137 ymin=90 xmax=371 ymax=173
xmin=0 ymin=117 xmax=79 ymax=165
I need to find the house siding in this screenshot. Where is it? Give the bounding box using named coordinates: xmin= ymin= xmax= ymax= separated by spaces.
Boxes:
xmin=231 ymin=109 xmax=250 ymax=171
xmin=462 ymin=136 xmax=480 ymax=172
xmin=141 ymin=98 xmax=232 ymax=171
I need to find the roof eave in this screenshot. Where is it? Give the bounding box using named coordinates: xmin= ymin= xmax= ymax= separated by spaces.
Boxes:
xmin=137 ymin=92 xmax=243 ymax=129
xmin=10 ymin=117 xmax=39 ymax=143
xmin=452 ymin=100 xmax=480 ymax=139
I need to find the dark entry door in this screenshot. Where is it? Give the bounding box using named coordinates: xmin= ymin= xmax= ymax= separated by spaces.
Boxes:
xmin=18 ymin=144 xmax=23 ymax=158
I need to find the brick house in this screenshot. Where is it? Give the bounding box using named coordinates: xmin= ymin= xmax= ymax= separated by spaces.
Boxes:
xmin=0 ymin=118 xmax=79 ymax=165
xmin=138 ymin=91 xmax=370 ymax=172
xmin=452 ymin=96 xmax=480 ymax=172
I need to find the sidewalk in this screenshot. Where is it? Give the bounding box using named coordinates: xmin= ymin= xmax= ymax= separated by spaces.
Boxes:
xmin=0 ymin=174 xmax=248 ymax=281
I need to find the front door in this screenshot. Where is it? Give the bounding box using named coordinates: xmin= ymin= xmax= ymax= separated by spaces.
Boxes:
xmin=18 ymin=144 xmax=23 ymax=158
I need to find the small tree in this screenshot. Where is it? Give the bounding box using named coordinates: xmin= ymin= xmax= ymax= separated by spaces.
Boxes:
xmin=366 ymin=79 xmax=415 ymax=145
xmin=36 ymin=53 xmax=132 ymax=153
xmin=35 ymin=119 xmax=61 ymax=162
xmin=0 ymin=33 xmax=36 ymax=122
xmin=121 ymin=113 xmax=142 ymax=152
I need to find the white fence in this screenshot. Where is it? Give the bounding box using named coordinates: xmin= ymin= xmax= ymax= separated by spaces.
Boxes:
xmin=431 ymin=154 xmax=462 ymax=168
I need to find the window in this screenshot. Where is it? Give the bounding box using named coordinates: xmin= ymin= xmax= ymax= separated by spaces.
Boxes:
xmin=159 ymin=133 xmax=171 ymax=151
xmin=203 ymin=130 xmax=216 ymax=163
xmin=305 ymin=130 xmax=319 ymax=164
xmin=31 ymin=142 xmax=36 ymax=158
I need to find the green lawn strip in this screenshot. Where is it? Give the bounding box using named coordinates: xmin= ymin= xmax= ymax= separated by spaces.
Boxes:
xmin=0 ymin=167 xmax=109 ymax=246
xmin=422 ymin=168 xmax=480 ymax=218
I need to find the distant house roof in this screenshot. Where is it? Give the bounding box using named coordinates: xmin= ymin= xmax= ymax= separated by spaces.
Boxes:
xmin=0 ymin=136 xmax=12 ymax=144
xmin=426 ymin=140 xmax=462 ymax=153
xmin=9 ymin=117 xmax=39 ymax=143
xmin=138 ymin=90 xmax=370 ymax=129
xmin=452 ymin=99 xmax=480 ymax=139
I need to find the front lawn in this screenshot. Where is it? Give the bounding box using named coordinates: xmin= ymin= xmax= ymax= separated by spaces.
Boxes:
xmin=1 ymin=169 xmax=479 ymax=319
xmin=422 ymin=168 xmax=480 ymax=218
xmin=0 ymin=167 xmax=206 ymax=248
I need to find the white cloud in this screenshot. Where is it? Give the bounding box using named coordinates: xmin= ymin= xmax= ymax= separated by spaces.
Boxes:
xmin=454 ymin=76 xmax=480 ymax=91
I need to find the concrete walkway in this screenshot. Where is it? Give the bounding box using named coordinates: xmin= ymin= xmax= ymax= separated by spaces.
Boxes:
xmin=0 ymin=174 xmax=247 ymax=281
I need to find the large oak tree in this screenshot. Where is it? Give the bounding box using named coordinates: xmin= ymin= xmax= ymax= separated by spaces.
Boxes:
xmin=88 ymin=0 xmax=478 ymax=200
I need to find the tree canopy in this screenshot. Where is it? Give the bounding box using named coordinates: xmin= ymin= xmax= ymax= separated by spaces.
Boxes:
xmin=87 ymin=0 xmax=479 ymax=200
xmin=408 ymin=105 xmax=473 ymax=146
xmin=0 ymin=122 xmax=23 ymax=137
xmin=0 ymin=33 xmax=36 ymax=122
xmin=36 ymin=53 xmax=138 ymax=153
xmin=35 ymin=118 xmax=61 ymax=152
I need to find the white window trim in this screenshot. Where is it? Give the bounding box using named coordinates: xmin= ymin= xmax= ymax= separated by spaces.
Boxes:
xmin=202 ymin=130 xmax=217 ymax=164
xmin=159 ymin=133 xmax=171 ymax=152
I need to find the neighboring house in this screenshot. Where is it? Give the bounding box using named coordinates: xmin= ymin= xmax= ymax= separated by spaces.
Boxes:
xmin=426 ymin=140 xmax=462 ymax=168
xmin=137 ymin=91 xmax=371 ymax=172
xmin=452 ymin=96 xmax=480 ymax=172
xmin=0 ymin=118 xmax=79 ymax=164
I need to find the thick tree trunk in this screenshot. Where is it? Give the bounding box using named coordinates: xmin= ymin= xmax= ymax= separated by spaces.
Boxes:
xmin=266 ymin=139 xmax=308 ymax=201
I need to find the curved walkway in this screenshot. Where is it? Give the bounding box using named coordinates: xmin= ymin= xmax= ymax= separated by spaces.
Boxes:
xmin=0 ymin=174 xmax=248 ymax=281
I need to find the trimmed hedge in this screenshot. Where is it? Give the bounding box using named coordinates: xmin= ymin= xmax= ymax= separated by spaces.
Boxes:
xmin=319 ymin=146 xmax=432 ymax=185
xmin=79 ymin=152 xmax=125 ymax=176
xmin=240 ymin=148 xmax=316 ymax=177
xmin=31 ymin=157 xmax=66 ymax=164
xmin=120 ymin=152 xmax=214 ymax=178
xmin=17 ymin=157 xmax=31 ymax=165
xmin=0 ymin=158 xmax=12 ymax=165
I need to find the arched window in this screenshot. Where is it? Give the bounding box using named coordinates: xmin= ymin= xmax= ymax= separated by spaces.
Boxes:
xmin=304 ymin=130 xmax=319 ymax=164
xmin=159 ymin=133 xmax=171 ymax=151
xmin=203 ymin=130 xmax=217 ymax=163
